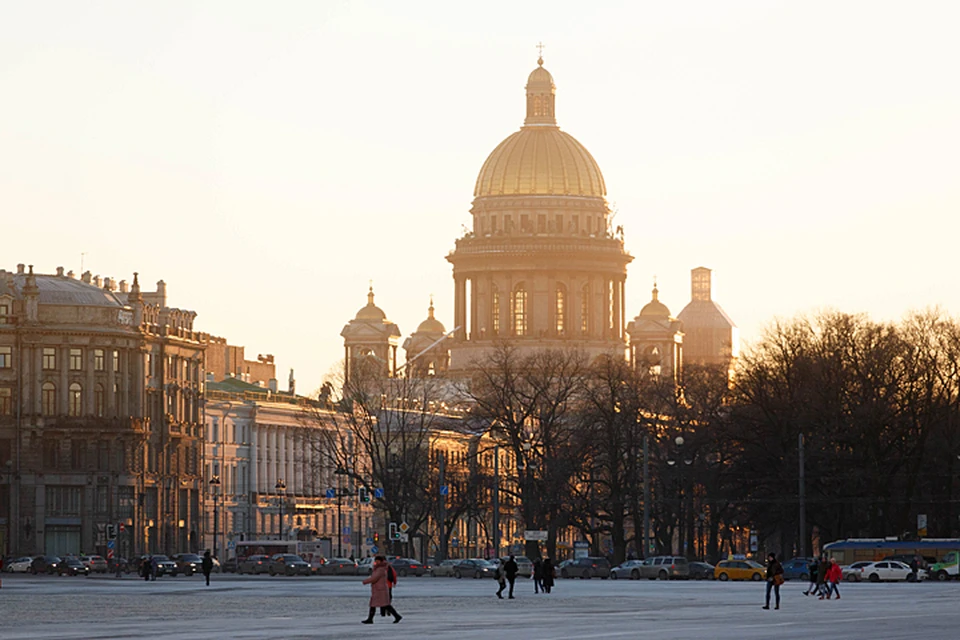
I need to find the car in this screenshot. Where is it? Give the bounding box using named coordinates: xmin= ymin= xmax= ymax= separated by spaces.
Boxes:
xmin=390 ymin=558 xmax=426 ymax=577
xmin=883 ymin=554 xmax=936 ymax=568
xmin=30 ymin=556 xmax=62 ymax=575
xmin=357 ymin=557 xmax=375 ymax=576
xmin=454 ymin=558 xmax=494 ymax=579
xmin=150 ymin=555 xmax=177 ymax=577
xmin=238 ymin=555 xmax=270 ymax=575
xmin=79 ymin=555 xmax=108 ymax=574
xmin=3 ymin=556 xmax=34 ymax=573
xmin=860 ymin=560 xmax=924 ymax=582
xmin=714 ymin=560 xmax=765 ymax=582
xmin=172 ymin=553 xmax=204 ymax=576
xmin=781 ymin=557 xmax=813 ymax=581
xmin=58 ymin=557 xmax=90 ymax=576
xmin=841 ymin=561 xmax=873 ymax=582
xmin=221 ymin=557 xmax=240 ymax=573
xmin=638 ymin=556 xmax=690 ymax=580
xmin=610 ymin=559 xmax=645 ymax=580
xmin=430 ymin=559 xmax=460 ymax=577
xmin=322 ymin=557 xmax=359 ymax=575
xmin=267 ymin=554 xmax=312 ymax=576
xmin=688 ymin=561 xmax=715 ymax=580
xmin=560 ymin=557 xmax=611 ymax=579
xmin=501 ymin=556 xmax=533 ymax=578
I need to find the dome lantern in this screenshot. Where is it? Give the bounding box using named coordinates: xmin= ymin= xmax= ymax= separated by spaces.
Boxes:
xmin=524 ymin=55 xmax=557 ymax=127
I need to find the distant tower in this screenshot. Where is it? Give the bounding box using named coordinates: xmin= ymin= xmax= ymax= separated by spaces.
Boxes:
xmin=677 ymin=267 xmax=739 ymax=371
xmin=403 ymin=298 xmax=450 ymax=377
xmin=288 ymin=368 xmax=296 ymax=395
xmin=340 ymin=285 xmax=401 ymax=385
xmin=627 ymin=282 xmax=683 ymax=382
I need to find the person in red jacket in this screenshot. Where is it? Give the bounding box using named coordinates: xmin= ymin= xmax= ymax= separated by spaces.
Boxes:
xmin=821 ymin=557 xmax=842 ymax=600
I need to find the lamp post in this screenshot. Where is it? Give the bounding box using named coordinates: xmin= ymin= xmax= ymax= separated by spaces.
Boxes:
xmin=275 ymin=479 xmax=286 ymax=540
xmin=335 ymin=467 xmax=347 ymax=556
xmin=666 ymin=436 xmax=692 ymax=556
xmin=209 ymin=475 xmax=221 ymax=559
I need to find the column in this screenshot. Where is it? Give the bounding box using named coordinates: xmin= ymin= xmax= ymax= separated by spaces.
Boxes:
xmin=106 ymin=347 xmax=117 ymax=417
xmin=85 ymin=348 xmax=95 ymax=416
xmin=278 ymin=429 xmax=286 ymax=487
xmin=59 ymin=346 xmax=69 ymax=412
xmin=613 ymin=276 xmax=622 ymax=340
xmin=250 ymin=425 xmax=259 ymax=495
xmin=34 ymin=347 xmax=42 ymax=415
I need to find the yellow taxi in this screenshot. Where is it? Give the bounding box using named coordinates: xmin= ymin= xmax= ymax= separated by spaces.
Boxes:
xmin=714 ymin=559 xmax=766 ymax=581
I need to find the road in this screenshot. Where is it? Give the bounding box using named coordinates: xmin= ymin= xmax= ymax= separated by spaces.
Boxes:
xmin=1 ymin=572 xmax=957 ymax=639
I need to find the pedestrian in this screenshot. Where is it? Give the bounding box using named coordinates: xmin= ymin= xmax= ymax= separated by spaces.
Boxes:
xmin=910 ymin=555 xmax=920 ymax=582
xmin=495 ymin=558 xmax=507 ymax=599
xmin=803 ymin=557 xmax=819 ymax=596
xmin=201 ymin=550 xmax=214 ymax=586
xmin=140 ymin=556 xmax=151 ymax=581
xmin=532 ymin=557 xmax=543 ymax=594
xmin=822 ymin=557 xmax=842 ymax=600
xmin=361 ymin=556 xmax=402 ymax=625
xmin=763 ymin=552 xmax=784 ymax=610
xmin=382 ymin=561 xmax=397 ymax=617
xmin=504 ymin=555 xmax=518 ymax=599
xmin=815 ymin=554 xmax=827 ymax=597
xmin=541 ymin=557 xmax=555 ymax=594
xmin=150 ymin=556 xmax=158 ymax=581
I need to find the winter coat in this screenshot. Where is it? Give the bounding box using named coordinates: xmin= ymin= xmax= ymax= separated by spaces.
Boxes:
xmin=826 ymin=562 xmax=842 ymax=583
xmin=504 ymin=558 xmax=519 ymax=579
xmin=532 ymin=560 xmax=543 ymax=580
xmin=495 ymin=563 xmax=506 ymax=585
xmin=201 ymin=555 xmax=213 ymax=575
xmin=766 ymin=559 xmax=784 ymax=582
xmin=363 ymin=564 xmax=392 ymax=608
xmin=541 ymin=560 xmax=555 ymax=587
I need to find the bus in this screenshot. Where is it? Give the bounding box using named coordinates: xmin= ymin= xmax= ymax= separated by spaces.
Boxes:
xmin=234 ymin=539 xmax=332 ymax=570
xmin=822 ymin=538 xmax=960 ymax=579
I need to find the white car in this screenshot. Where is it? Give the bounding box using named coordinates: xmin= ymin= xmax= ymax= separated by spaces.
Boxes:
xmin=860 ymin=560 xmax=924 ymax=582
xmin=841 ymin=561 xmax=873 ymax=582
xmin=3 ymin=556 xmax=34 ymax=573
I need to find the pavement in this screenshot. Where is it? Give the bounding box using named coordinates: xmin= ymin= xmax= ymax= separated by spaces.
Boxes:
xmin=1 ymin=573 xmax=958 ymax=639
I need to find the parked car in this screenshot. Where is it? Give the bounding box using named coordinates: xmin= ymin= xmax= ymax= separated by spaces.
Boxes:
xmin=688 ymin=561 xmax=715 ymax=580
xmin=268 ymin=554 xmax=312 ymax=576
xmin=454 ymin=558 xmax=494 ymax=579
xmin=781 ymin=557 xmax=813 ymax=581
xmin=78 ymin=555 xmax=108 ymax=574
xmin=884 ymin=554 xmax=936 ymax=568
xmin=172 ymin=553 xmax=204 ymax=576
xmin=430 ymin=559 xmax=460 ymax=577
xmin=842 ymin=561 xmax=874 ymax=582
xmin=238 ymin=555 xmax=270 ymax=575
xmin=30 ymin=556 xmax=62 ymax=575
xmin=610 ymin=560 xmax=645 ymax=580
xmin=638 ymin=556 xmax=690 ymax=580
xmin=149 ymin=555 xmax=177 ymax=577
xmin=58 ymin=557 xmax=90 ymax=576
xmin=322 ymin=558 xmax=359 ymax=575
xmin=221 ymin=557 xmax=239 ymax=573
xmin=357 ymin=557 xmax=375 ymax=576
xmin=860 ymin=560 xmax=924 ymax=582
xmin=390 ymin=558 xmax=426 ymax=577
xmin=3 ymin=557 xmax=34 ymax=573
xmin=714 ymin=560 xmax=765 ymax=581
xmin=560 ymin=557 xmax=611 ymax=579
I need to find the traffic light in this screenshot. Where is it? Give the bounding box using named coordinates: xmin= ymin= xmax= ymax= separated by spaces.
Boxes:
xmin=374 ymin=532 xmax=379 ymax=543
xmin=106 ymin=524 xmax=117 ymax=540
xmin=358 ymin=487 xmax=371 ymax=504
xmin=389 ymin=522 xmax=400 ymax=540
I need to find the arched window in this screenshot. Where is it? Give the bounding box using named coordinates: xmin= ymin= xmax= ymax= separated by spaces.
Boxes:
xmin=556 ymin=284 xmax=567 ymax=335
xmin=491 ymin=284 xmax=500 ymax=335
xmin=94 ymin=384 xmax=104 ymax=417
xmin=533 ymin=96 xmax=542 ymax=116
xmin=512 ymin=283 xmax=528 ymax=337
xmin=42 ymin=382 xmax=57 ymax=416
xmin=581 ymin=284 xmax=590 ymax=335
xmin=68 ymin=382 xmax=82 ymax=416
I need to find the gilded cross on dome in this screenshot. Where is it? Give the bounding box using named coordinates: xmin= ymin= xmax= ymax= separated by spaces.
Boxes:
xmin=536 ymin=41 xmax=545 ymax=65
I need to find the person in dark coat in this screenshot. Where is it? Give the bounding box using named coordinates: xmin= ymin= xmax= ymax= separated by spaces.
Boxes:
xmin=803 ymin=557 xmax=819 ymax=596
xmin=541 ymin=557 xmax=555 ymax=594
xmin=532 ymin=557 xmax=543 ymax=594
xmin=361 ymin=556 xmax=402 ymax=624
xmin=140 ymin=556 xmax=152 ymax=581
xmin=763 ymin=552 xmax=784 ymax=610
xmin=504 ymin=555 xmax=519 ymax=599
xmin=201 ymin=550 xmax=214 ymax=586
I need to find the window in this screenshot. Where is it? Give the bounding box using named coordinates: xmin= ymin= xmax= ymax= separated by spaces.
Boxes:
xmin=42 ymin=382 xmax=57 ymax=415
xmin=556 ymin=284 xmax=567 ymax=335
xmin=0 ymin=387 xmax=11 ymax=415
xmin=581 ymin=285 xmax=590 ymax=334
xmin=0 ymin=303 xmax=8 ymax=324
xmin=69 ymin=348 xmax=83 ymax=371
xmin=113 ymin=350 xmax=120 ymax=373
xmin=43 ymin=440 xmax=59 ymax=468
xmin=94 ymin=349 xmax=104 ymax=372
xmin=491 ymin=285 xmax=500 ymax=335
xmin=511 ymin=284 xmax=528 ymax=337
xmin=42 ymin=347 xmax=57 ymax=370
xmin=68 ymin=383 xmax=82 ymax=416
xmin=94 ymin=384 xmax=104 ymax=417
xmin=45 ymin=486 xmax=82 ymax=516
xmin=0 ymin=346 xmax=11 ymax=369
xmin=71 ymin=439 xmax=86 ymax=467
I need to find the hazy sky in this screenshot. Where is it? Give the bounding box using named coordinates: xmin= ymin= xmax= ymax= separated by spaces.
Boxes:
xmin=2 ymin=1 xmax=958 ymax=392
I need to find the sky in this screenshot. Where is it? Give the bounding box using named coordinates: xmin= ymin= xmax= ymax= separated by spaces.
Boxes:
xmin=2 ymin=1 xmax=958 ymax=393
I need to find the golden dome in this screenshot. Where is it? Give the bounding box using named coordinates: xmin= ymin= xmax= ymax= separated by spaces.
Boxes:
xmin=639 ymin=285 xmax=671 ymax=318
xmin=355 ymin=286 xmax=387 ymax=321
xmin=415 ymin=298 xmax=446 ymax=334
xmin=474 ymin=58 xmax=606 ymax=199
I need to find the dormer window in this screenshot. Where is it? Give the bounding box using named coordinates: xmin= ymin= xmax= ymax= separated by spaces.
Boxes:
xmin=0 ymin=302 xmax=9 ymax=324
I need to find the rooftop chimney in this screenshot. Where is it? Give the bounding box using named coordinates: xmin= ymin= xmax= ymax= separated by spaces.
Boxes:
xmin=56 ymin=266 xmax=65 ymax=277
xmin=81 ymin=271 xmax=92 ymax=284
xmin=17 ymin=264 xmax=25 ymax=275
xmin=67 ymin=270 xmax=75 ymax=279
xmin=93 ymin=275 xmax=102 ymax=288
xmin=119 ymin=280 xmax=128 ymax=293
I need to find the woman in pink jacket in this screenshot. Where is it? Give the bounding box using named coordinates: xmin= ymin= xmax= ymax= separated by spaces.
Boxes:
xmin=362 ymin=556 xmax=402 ymax=624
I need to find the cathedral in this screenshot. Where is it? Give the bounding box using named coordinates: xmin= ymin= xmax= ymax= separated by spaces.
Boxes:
xmin=342 ymin=55 xmax=737 ymax=381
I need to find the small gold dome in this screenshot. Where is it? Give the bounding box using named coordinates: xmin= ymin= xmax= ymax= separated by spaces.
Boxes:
xmin=639 ymin=285 xmax=671 ymax=318
xmin=416 ymin=299 xmax=446 ymax=334
xmin=355 ymin=286 xmax=387 ymax=321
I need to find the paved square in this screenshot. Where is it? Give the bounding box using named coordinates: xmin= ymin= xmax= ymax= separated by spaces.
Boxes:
xmin=1 ymin=573 xmax=957 ymax=639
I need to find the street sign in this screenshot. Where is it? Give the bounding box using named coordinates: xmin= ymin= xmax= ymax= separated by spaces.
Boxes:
xmin=227 ymin=540 xmax=236 ymax=550
xmin=370 ymin=545 xmax=379 ymax=554
xmin=439 ymin=485 xmax=449 ymax=496
xmin=343 ymin=526 xmax=352 ymax=535
xmin=749 ymin=533 xmax=758 ymax=552
xmin=342 ymin=535 xmax=351 ymax=545
xmin=325 ymin=488 xmax=336 ymax=499
xmin=399 ymin=533 xmax=409 ymax=542
xmin=451 ymin=537 xmax=459 ymax=547
xmin=523 ymin=530 xmax=548 ymax=541
xmin=918 ymin=514 xmax=928 ymax=537
xmin=366 ymin=537 xmax=374 ymax=546
xmin=107 ymin=539 xmax=115 ymax=549
xmin=573 ymin=540 xmax=589 ymax=559
xmin=399 ymin=521 xmax=410 ymax=534
xmin=374 ymin=488 xmax=384 ymax=499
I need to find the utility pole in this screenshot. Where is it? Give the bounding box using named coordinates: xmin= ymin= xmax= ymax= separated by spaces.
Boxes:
xmin=492 ymin=444 xmax=499 ymax=560
xmin=798 ymin=433 xmax=806 ymax=558
xmin=643 ymin=435 xmax=650 ymax=559
xmin=438 ymin=451 xmax=446 ymax=562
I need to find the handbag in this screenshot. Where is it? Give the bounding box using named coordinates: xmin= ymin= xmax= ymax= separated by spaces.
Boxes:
xmin=773 ymin=573 xmax=785 ymax=586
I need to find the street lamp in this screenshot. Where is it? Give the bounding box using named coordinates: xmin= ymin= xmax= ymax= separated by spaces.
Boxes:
xmin=275 ymin=479 xmax=286 ymax=540
xmin=209 ymin=475 xmax=221 ymax=559
xmin=666 ymin=436 xmax=692 ymax=557
xmin=334 ymin=468 xmax=348 ymax=556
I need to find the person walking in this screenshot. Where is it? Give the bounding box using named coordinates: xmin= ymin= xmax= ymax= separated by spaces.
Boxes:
xmin=541 ymin=557 xmax=555 ymax=594
xmin=532 ymin=557 xmax=543 ymax=594
xmin=763 ymin=552 xmax=784 ymax=610
xmin=803 ymin=557 xmax=819 ymax=596
xmin=201 ymin=550 xmax=214 ymax=586
xmin=822 ymin=557 xmax=842 ymax=600
xmin=504 ymin=555 xmax=519 ymax=599
xmin=140 ymin=556 xmax=151 ymax=582
xmin=814 ymin=554 xmax=827 ymax=597
xmin=495 ymin=558 xmax=507 ymax=599
xmin=361 ymin=556 xmax=402 ymax=624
